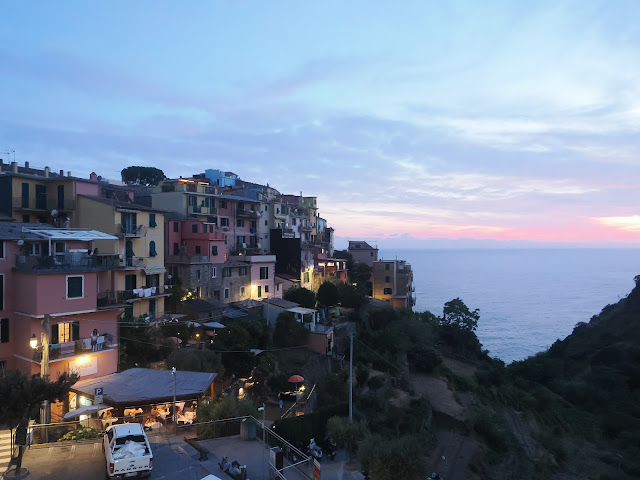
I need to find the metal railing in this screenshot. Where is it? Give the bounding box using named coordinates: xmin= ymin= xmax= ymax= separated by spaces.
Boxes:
xmin=117 ymin=224 xmax=148 ymax=236
xmin=32 ymin=335 xmax=114 ymax=362
xmin=15 ymin=253 xmax=122 ymax=272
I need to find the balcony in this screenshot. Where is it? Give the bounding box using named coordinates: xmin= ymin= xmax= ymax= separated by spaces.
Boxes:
xmin=32 ymin=334 xmax=115 ymax=362
xmin=12 ymin=197 xmax=47 ymax=211
xmin=97 ymin=286 xmax=169 ymax=308
xmin=300 ymin=225 xmax=312 ymax=232
xmin=116 ymin=224 xmax=147 ymax=237
xmin=237 ymin=209 xmax=259 ymax=219
xmin=15 ymin=253 xmax=122 ymax=273
xmin=282 ymin=228 xmax=295 ymax=237
xmin=123 ymin=256 xmax=147 ymax=269
xmin=166 ymin=254 xmax=211 ymax=264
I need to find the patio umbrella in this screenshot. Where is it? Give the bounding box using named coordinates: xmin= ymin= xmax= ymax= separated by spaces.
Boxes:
xmin=288 ymin=375 xmax=304 ymax=391
xmin=168 ymin=336 xmax=182 ymax=344
xmin=63 ymin=404 xmax=112 ymax=420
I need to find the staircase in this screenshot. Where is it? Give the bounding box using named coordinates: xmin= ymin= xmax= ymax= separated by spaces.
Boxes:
xmin=0 ymin=429 xmax=12 ymax=473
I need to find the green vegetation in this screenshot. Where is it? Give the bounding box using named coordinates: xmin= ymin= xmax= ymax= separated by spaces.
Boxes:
xmin=283 ymin=286 xmax=316 ymax=308
xmin=58 ymin=427 xmax=101 ymax=442
xmin=121 ymin=165 xmax=166 ymax=186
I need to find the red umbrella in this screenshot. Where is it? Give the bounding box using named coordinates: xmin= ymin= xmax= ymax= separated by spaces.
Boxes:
xmin=288 ymin=375 xmax=304 ymax=391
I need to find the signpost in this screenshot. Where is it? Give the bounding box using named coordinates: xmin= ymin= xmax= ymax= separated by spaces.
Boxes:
xmin=94 ymin=387 xmax=104 ymax=404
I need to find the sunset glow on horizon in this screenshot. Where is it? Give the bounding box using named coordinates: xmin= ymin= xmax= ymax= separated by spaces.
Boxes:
xmin=2 ymin=1 xmax=640 ymax=249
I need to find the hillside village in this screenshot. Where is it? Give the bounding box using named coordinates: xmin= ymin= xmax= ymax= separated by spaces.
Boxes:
xmin=0 ymin=160 xmax=417 ymax=475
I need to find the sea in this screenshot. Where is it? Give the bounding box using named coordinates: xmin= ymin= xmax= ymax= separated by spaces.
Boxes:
xmin=378 ymin=248 xmax=640 ymax=364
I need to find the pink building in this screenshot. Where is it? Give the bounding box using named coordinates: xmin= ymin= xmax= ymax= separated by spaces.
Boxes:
xmin=0 ymin=224 xmax=122 ymax=387
xmin=230 ymin=255 xmax=279 ymax=300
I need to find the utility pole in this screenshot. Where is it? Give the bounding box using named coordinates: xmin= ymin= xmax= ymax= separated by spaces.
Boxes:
xmin=349 ymin=333 xmax=353 ymax=422
xmin=171 ymin=367 xmax=177 ymax=435
xmin=42 ymin=314 xmax=51 ymax=442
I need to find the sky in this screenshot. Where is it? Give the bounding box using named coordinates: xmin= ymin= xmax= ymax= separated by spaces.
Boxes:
xmin=2 ymin=1 xmax=640 ymax=249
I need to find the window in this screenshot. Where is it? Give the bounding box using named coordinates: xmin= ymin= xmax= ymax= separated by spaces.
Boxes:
xmin=0 ymin=274 xmax=3 ymax=311
xmin=370 ymin=252 xmax=374 ymax=257
xmin=264 ymin=220 xmax=268 ymax=226
xmin=149 ymin=241 xmax=157 ymax=257
xmin=195 ymin=245 xmax=201 ymax=254
xmin=0 ymin=240 xmax=4 ymax=259
xmin=239 ymin=267 xmax=248 ymax=276
xmin=222 ymin=267 xmax=231 ymax=277
xmin=55 ymin=242 xmax=65 ymax=254
xmin=212 ymin=246 xmax=218 ymax=255
xmin=224 ymin=288 xmax=229 ymax=299
xmin=0 ymin=318 xmax=8 ymax=343
xmin=28 ymin=243 xmax=41 ymax=256
xmin=237 ymin=219 xmax=245 ymax=228
xmin=292 ymin=218 xmax=297 ymax=226
xmin=53 ymin=321 xmax=79 ymax=343
xmin=212 ymin=267 xmax=217 ymax=278
xmin=264 ymin=205 xmax=268 ymax=211
xmin=173 ymin=243 xmax=179 ymax=255
xmin=257 ymin=285 xmax=262 ymax=298
xmin=240 ymin=286 xmax=246 ymax=296
xmin=265 ymin=285 xmax=269 ymax=293
xmin=260 ymin=266 xmax=269 ymax=279
xmin=196 ymin=270 xmax=201 ymax=279
xmin=67 ymin=276 xmax=84 ymax=299
xmin=192 ymin=224 xmax=198 ymax=233
xmin=220 ymin=217 xmax=229 ymax=227
xmin=188 ymin=195 xmax=197 ymax=206
xmin=385 ymin=276 xmax=390 ymax=283
xmin=219 ymin=200 xmax=227 ymax=209
xmin=384 ymin=288 xmax=392 ymax=295
xmin=385 ymin=263 xmax=390 ymax=270
xmin=149 ymin=214 xmax=157 ymax=228
xmin=173 ymin=222 xmax=179 ymax=232
xmin=22 ymin=215 xmax=29 ymax=223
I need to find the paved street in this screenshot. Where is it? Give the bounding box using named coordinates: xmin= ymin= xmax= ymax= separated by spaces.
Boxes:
xmin=5 ymin=429 xmax=365 ymax=480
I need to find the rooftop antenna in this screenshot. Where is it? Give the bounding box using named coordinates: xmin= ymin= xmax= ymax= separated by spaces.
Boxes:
xmin=1 ymin=149 xmax=16 ymax=162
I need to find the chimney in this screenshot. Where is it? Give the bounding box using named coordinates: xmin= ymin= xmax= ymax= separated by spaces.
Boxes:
xmin=67 ymin=171 xmax=71 ymax=177
xmin=11 ymin=161 xmax=18 ymax=173
xmin=24 ymin=161 xmax=29 ymax=169
xmin=44 ymin=166 xmax=50 ymax=178
xmin=89 ymin=172 xmax=98 ymax=181
xmin=59 ymin=169 xmax=64 ymax=176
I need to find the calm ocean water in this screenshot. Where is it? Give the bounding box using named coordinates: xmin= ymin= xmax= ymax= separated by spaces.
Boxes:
xmin=379 ymin=249 xmax=640 ymax=364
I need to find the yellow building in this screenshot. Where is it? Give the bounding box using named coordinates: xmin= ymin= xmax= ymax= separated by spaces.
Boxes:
xmin=75 ymin=195 xmax=168 ymax=319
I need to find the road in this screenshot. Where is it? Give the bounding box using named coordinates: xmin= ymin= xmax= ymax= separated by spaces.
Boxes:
xmin=12 ymin=430 xmax=208 ymax=480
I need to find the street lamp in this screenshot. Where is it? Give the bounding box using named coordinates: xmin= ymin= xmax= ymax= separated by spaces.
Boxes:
xmin=30 ymin=315 xmax=51 ymax=440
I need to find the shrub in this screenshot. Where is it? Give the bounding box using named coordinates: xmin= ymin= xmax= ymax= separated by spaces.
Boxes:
xmin=58 ymin=427 xmax=101 ymax=442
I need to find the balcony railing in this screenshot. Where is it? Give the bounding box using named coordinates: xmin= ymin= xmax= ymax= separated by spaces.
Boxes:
xmin=97 ymin=286 xmax=168 ymax=308
xmin=282 ymin=228 xmax=295 ymax=237
xmin=117 ymin=224 xmax=147 ymax=236
xmin=123 ymin=256 xmax=147 ymax=268
xmin=15 ymin=253 xmax=122 ymax=273
xmin=166 ymin=254 xmax=210 ymax=264
xmin=32 ymin=334 xmax=114 ymax=362
xmin=12 ymin=197 xmax=47 ymax=211
xmin=300 ymin=225 xmax=312 ymax=232
xmin=237 ymin=209 xmax=259 ymax=218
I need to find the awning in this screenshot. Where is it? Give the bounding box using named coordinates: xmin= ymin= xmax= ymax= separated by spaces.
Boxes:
xmin=202 ymin=321 xmax=226 ymax=329
xmin=63 ymin=404 xmax=112 ymax=420
xmin=22 ymin=227 xmax=118 ymax=241
xmin=144 ymin=266 xmax=166 ymax=275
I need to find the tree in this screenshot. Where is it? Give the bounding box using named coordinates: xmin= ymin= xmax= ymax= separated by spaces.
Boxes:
xmin=337 ymin=282 xmax=367 ymax=309
xmin=273 ymin=312 xmax=308 ymax=348
xmin=283 ymin=287 xmax=316 ymax=308
xmin=317 ymin=281 xmax=339 ymax=307
xmin=442 ymin=297 xmax=479 ymax=331
xmin=0 ymin=370 xmax=77 ymax=474
xmin=327 ymin=416 xmax=368 ymax=460
xmin=358 ymin=433 xmax=427 ymax=480
xmin=121 ymin=166 xmax=166 ymax=186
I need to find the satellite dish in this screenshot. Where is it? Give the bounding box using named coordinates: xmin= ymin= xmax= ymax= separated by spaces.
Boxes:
xmin=17 ymin=239 xmax=24 ymax=246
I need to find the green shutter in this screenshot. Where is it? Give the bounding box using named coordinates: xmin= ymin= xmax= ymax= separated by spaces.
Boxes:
xmin=51 ymin=324 xmax=59 ymax=344
xmin=72 ymin=322 xmax=80 ymax=341
xmin=0 ymin=318 xmax=9 ymax=343
xmin=67 ymin=276 xmax=83 ymax=298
